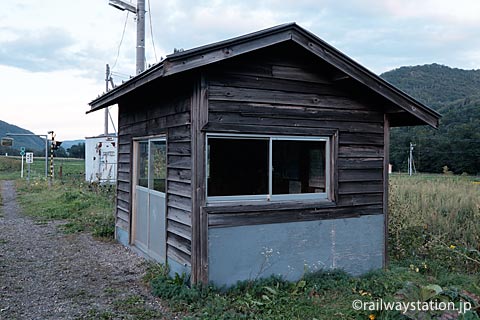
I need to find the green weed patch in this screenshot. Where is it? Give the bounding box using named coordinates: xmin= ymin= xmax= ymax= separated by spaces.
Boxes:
xmin=16 ymin=178 xmax=115 ymax=239
xmin=145 ymin=264 xmax=479 ymax=319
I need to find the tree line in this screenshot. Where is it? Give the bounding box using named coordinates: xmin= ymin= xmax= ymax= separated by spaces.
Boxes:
xmin=53 ymin=143 xmax=85 ymax=159
xmin=0 ymin=142 xmax=85 ymax=159
xmin=382 ymin=64 xmax=480 ymax=175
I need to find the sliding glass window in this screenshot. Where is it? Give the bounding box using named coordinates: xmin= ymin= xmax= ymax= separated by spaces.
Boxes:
xmin=136 ymin=139 xmax=166 ymax=193
xmin=207 ymin=134 xmax=330 ymax=202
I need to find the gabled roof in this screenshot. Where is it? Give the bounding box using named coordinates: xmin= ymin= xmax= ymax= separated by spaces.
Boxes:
xmin=89 ymin=23 xmax=440 ymax=128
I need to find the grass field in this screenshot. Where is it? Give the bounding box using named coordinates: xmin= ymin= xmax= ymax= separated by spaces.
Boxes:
xmin=0 ymin=156 xmax=84 ymax=180
xmin=1 ymin=155 xmax=479 ymax=319
xmin=389 ymin=174 xmax=480 ymax=274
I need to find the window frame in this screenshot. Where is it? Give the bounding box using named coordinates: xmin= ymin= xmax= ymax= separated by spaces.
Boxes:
xmin=136 ymin=140 xmax=150 ymax=189
xmin=206 ymin=133 xmax=331 ymax=204
xmin=135 ymin=137 xmax=167 ymax=195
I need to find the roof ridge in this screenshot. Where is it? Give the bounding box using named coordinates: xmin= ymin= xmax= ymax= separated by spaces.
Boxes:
xmin=89 ymin=23 xmax=440 ymax=128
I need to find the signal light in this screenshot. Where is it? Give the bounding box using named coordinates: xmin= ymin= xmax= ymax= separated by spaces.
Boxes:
xmin=52 ymin=141 xmax=62 ymax=150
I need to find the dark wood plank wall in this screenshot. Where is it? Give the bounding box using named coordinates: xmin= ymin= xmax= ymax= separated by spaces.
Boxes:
xmin=117 ymin=85 xmax=193 ymax=267
xmin=205 ymin=45 xmax=385 ymax=227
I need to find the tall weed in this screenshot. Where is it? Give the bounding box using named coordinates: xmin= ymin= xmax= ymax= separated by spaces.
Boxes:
xmin=389 ymin=174 xmax=480 ymax=273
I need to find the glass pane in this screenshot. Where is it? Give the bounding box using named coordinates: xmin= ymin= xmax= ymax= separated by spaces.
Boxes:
xmin=137 ymin=141 xmax=149 ymax=188
xmin=208 ymin=138 xmax=269 ymax=197
xmin=150 ymin=140 xmax=166 ymax=192
xmin=272 ymin=140 xmax=326 ymax=194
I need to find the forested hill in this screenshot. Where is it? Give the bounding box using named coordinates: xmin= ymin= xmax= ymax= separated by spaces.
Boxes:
xmin=0 ymin=120 xmax=45 ymax=152
xmin=382 ymin=63 xmax=480 ymax=108
xmin=381 ymin=64 xmax=480 ymax=174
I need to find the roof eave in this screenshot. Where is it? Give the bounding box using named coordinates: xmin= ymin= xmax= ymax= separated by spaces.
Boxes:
xmin=88 ymin=23 xmax=298 ymax=113
xmin=289 ymin=26 xmax=441 ymax=128
xmin=87 ymin=23 xmax=441 ymax=129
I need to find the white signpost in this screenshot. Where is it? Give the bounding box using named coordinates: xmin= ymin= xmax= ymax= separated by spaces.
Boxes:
xmin=25 ymin=152 xmax=33 ymax=182
xmin=20 ymin=147 xmax=25 ymax=178
xmin=26 ymin=152 xmax=33 ymax=163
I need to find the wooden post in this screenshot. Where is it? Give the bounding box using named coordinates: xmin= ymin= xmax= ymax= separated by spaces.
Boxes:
xmin=191 ymin=74 xmax=209 ymax=284
xmin=383 ymin=114 xmax=390 ymax=268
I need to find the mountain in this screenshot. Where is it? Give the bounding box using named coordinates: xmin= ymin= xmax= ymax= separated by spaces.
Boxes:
xmin=0 ymin=120 xmax=45 ymax=152
xmin=381 ymin=64 xmax=480 ymax=174
xmin=61 ymin=139 xmax=85 ymax=151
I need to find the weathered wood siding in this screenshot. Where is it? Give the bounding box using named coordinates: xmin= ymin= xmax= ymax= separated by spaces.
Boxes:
xmin=205 ymin=44 xmax=385 ymax=226
xmin=116 ymin=83 xmax=192 ymax=267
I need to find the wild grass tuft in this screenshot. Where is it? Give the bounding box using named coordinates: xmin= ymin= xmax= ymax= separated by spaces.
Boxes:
xmin=389 ymin=174 xmax=480 ymax=274
xmin=0 ymin=157 xmax=22 ymax=180
xmin=16 ymin=176 xmax=115 ymax=239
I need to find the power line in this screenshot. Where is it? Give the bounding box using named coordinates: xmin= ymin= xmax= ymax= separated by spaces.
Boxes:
xmin=110 ymin=72 xmax=130 ymax=81
xmin=147 ymin=0 xmax=158 ymax=63
xmin=111 ymin=71 xmax=130 ymax=77
xmin=111 ymin=11 xmax=130 ymax=72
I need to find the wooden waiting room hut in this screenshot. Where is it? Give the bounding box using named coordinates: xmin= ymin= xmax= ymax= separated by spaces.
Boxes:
xmin=88 ymin=23 xmax=440 ymax=286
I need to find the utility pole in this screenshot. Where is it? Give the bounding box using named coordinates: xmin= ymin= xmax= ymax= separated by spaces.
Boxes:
xmin=109 ymin=0 xmax=145 ymax=75
xmin=407 ymin=149 xmax=410 ymax=176
xmin=136 ymin=0 xmax=145 ymax=74
xmin=105 ymin=64 xmax=110 ymax=135
xmin=408 ymin=142 xmax=416 ymax=176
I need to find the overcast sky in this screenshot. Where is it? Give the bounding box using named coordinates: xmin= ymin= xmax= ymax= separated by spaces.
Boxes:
xmin=1 ymin=0 xmax=479 ymax=140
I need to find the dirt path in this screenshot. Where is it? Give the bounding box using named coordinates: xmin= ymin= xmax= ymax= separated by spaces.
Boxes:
xmin=0 ymin=180 xmax=173 ymax=320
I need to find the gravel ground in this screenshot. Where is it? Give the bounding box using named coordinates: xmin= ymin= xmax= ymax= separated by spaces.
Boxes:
xmin=0 ymin=180 xmax=174 ymax=320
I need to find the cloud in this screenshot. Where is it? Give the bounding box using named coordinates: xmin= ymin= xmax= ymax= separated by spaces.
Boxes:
xmin=0 ymin=27 xmax=72 ymax=71
xmin=0 ymin=65 xmax=114 ymax=140
xmin=0 ymin=27 xmax=109 ymax=74
xmin=1 ymin=0 xmax=480 ymax=143
xmin=270 ymin=0 xmax=480 ymax=73
xmin=0 ymin=0 xmax=137 ymax=79
xmin=369 ymin=0 xmax=480 ymax=26
xmin=147 ymin=0 xmax=286 ymax=56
